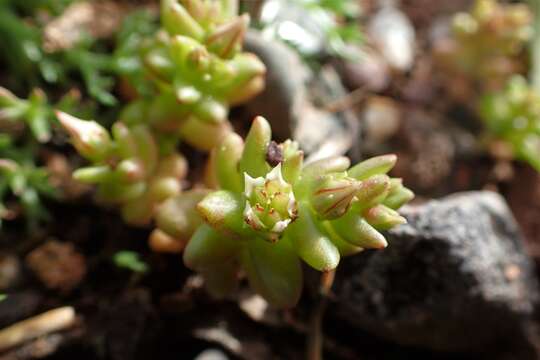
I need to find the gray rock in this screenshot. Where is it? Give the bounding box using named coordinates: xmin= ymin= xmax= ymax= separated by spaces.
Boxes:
xmin=258 ymin=0 xmax=328 ymax=57
xmin=368 ymin=4 xmax=416 ymax=72
xmin=244 ymin=31 xmax=360 ymax=160
xmin=244 ymin=31 xmax=308 ymax=142
xmin=332 ymin=191 xmax=539 ymax=352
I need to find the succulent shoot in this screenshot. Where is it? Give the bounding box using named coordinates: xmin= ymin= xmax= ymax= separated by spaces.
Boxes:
xmin=131 ymin=0 xmax=265 ymax=150
xmin=56 ymin=111 xmax=187 ymax=226
xmin=480 ymin=76 xmax=540 ymax=171
xmin=155 ymin=117 xmax=414 ymax=307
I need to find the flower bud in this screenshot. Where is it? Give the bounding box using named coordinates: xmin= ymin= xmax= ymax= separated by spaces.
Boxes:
xmin=56 ymin=111 xmax=111 ymax=162
xmin=311 ymin=174 xmax=361 ymax=220
xmin=354 ymin=174 xmax=391 ymax=212
xmin=243 ymin=164 xmax=297 ymax=241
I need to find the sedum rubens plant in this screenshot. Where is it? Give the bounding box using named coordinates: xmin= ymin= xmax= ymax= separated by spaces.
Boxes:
xmin=480 ymin=75 xmax=540 ymax=172
xmin=122 ymin=0 xmax=265 ymax=150
xmin=436 ymin=0 xmax=532 ymax=91
xmin=53 ymin=0 xmax=264 ymax=228
xmin=56 ymin=111 xmax=187 ymax=226
xmin=153 ymin=117 xmax=413 ymax=307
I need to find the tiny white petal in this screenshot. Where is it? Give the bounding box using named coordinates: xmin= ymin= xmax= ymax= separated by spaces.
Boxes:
xmin=244 ymin=173 xmax=265 ymax=197
xmin=287 ymin=192 xmax=297 ymax=217
xmin=243 ymin=201 xmax=265 ymax=229
xmin=265 ymin=163 xmax=288 ymax=187
xmin=271 ymin=219 xmax=291 ymax=233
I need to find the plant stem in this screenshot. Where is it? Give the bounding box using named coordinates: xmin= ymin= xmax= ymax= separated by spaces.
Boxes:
xmin=530 ymin=0 xmax=540 ymax=92
xmin=307 ymin=270 xmax=336 ymax=360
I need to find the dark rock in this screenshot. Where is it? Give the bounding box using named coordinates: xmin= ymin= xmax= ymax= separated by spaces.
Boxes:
xmin=331 ymin=191 xmax=539 ymax=352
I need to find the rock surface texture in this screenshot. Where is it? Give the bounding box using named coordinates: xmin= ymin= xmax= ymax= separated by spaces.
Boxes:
xmin=332 ymin=191 xmax=539 ymax=352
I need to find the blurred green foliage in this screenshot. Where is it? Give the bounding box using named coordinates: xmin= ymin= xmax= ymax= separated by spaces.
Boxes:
xmin=0 ymin=135 xmax=56 ymax=229
xmin=480 ymin=76 xmax=540 ymax=171
xmin=113 ymin=250 xmax=149 ymax=274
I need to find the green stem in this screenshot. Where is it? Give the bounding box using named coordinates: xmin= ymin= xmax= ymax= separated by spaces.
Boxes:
xmin=530 ymin=0 xmax=540 ymax=92
xmin=307 ymin=270 xmax=335 ymax=360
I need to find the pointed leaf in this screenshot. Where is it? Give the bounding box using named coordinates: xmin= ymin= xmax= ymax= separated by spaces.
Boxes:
xmin=239 ymin=116 xmax=271 ymax=178
xmin=183 ymin=224 xmax=240 ymax=270
xmin=242 ymin=237 xmax=302 ymax=308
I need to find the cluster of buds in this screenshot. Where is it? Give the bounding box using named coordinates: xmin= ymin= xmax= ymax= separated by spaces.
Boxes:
xmin=131 ymin=0 xmax=265 ymax=150
xmin=480 ymin=76 xmax=540 ymax=172
xmin=154 ymin=117 xmax=413 ymax=307
xmin=56 ymin=111 xmax=187 ymax=226
xmin=435 ymin=0 xmax=532 ymax=91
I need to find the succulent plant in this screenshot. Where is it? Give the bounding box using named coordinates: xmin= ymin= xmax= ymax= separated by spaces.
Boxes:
xmin=56 ymin=111 xmax=187 ymax=226
xmin=480 ymin=75 xmax=540 ymax=172
xmin=154 ymin=117 xmax=413 ymax=307
xmin=131 ymin=0 xmax=266 ymax=150
xmin=436 ymin=0 xmax=532 ymax=90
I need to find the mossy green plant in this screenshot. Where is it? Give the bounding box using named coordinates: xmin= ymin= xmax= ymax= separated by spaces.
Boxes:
xmin=154 ymin=117 xmax=413 ymax=307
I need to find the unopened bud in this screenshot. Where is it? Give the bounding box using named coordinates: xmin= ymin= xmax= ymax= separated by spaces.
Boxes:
xmin=311 ymin=174 xmax=361 ymax=220
xmin=56 ymin=111 xmax=111 ymax=161
xmin=354 ymin=175 xmax=391 ymax=212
